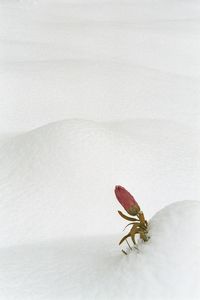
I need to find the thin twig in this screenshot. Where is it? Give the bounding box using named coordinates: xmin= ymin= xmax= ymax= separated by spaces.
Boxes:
xmin=125 ymin=239 xmax=132 ymax=250
xmin=122 ymin=249 xmax=128 ymax=255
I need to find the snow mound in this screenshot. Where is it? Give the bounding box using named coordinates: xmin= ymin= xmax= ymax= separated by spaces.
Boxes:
xmin=0 ymin=200 xmax=199 ymax=300
xmin=0 ymin=119 xmax=198 ymax=247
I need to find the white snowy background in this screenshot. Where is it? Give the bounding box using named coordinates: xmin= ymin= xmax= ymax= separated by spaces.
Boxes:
xmin=0 ymin=0 xmax=200 ymax=299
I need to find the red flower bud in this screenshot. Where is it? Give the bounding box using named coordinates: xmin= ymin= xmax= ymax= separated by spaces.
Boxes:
xmin=114 ymin=185 xmax=140 ymax=216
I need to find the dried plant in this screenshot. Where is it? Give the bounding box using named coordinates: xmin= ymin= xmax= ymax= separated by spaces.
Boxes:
xmin=115 ymin=185 xmax=149 ymax=254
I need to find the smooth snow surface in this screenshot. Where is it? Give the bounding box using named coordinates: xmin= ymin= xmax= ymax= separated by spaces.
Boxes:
xmin=0 ymin=0 xmax=200 ymax=299
xmin=0 ymin=0 xmax=200 ymax=133
xmin=0 ymin=201 xmax=200 ymax=300
xmin=0 ymin=119 xmax=199 ymax=248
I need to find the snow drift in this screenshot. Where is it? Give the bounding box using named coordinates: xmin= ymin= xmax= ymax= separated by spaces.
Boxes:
xmin=0 ymin=0 xmax=199 ymax=299
xmin=0 ymin=201 xmax=199 ymax=300
xmin=0 ymin=119 xmax=198 ymax=247
xmin=0 ymin=0 xmax=199 ymax=134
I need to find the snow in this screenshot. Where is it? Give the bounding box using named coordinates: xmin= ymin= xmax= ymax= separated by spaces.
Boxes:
xmin=0 ymin=0 xmax=200 ymax=133
xmin=0 ymin=119 xmax=198 ymax=248
xmin=0 ymin=0 xmax=200 ymax=299
xmin=0 ymin=201 xmax=200 ymax=300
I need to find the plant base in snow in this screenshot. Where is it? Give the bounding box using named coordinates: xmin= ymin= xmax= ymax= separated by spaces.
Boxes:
xmin=114 ymin=185 xmax=149 ymax=254
xmin=118 ymin=210 xmax=149 ymax=254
